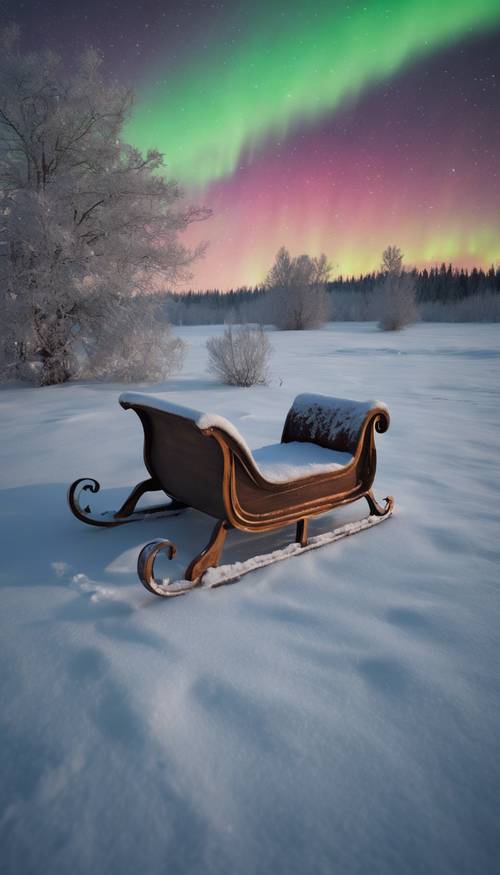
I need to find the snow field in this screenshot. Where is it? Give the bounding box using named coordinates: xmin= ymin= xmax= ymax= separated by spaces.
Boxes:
xmin=1 ymin=323 xmax=499 ymax=875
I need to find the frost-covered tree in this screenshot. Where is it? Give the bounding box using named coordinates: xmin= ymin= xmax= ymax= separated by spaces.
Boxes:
xmin=265 ymin=246 xmax=331 ymax=330
xmin=378 ymin=245 xmax=417 ymax=330
xmin=381 ymin=245 xmax=404 ymax=277
xmin=0 ymin=26 xmax=208 ymax=384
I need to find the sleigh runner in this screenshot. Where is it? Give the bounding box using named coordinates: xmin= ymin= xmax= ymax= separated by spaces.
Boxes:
xmin=68 ymin=392 xmax=394 ymax=596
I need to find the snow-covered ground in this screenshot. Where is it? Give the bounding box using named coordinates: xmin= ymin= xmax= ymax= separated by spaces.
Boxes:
xmin=1 ymin=323 xmax=499 ymax=875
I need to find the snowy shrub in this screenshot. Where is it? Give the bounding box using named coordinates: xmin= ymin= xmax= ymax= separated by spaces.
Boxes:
xmin=206 ymin=325 xmax=272 ymax=386
xmin=266 ymin=247 xmax=331 ymax=330
xmin=378 ymin=272 xmax=417 ymax=330
xmin=82 ymin=295 xmax=186 ymax=382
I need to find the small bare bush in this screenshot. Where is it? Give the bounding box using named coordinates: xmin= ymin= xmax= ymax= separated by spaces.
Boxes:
xmin=206 ymin=325 xmax=272 ymax=386
xmin=378 ymin=272 xmax=417 ymax=331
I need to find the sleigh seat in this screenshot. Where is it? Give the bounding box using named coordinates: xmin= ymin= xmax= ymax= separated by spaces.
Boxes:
xmin=68 ymin=392 xmax=394 ymax=594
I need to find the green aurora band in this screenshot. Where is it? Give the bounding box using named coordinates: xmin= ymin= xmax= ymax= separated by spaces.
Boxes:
xmin=125 ymin=0 xmax=500 ymax=188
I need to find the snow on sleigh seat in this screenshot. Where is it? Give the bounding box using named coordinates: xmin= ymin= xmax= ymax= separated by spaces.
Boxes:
xmin=68 ymin=392 xmax=394 ymax=597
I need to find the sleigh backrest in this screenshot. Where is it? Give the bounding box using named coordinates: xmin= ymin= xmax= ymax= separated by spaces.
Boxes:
xmin=281 ymin=393 xmax=389 ymax=455
xmin=119 ymin=393 xmax=253 ymax=518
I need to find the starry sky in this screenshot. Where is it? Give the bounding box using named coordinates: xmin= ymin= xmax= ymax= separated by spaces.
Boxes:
xmin=5 ymin=0 xmax=500 ymax=289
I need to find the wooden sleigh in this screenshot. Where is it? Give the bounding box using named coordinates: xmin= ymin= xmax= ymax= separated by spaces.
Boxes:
xmin=68 ymin=392 xmax=394 ymax=596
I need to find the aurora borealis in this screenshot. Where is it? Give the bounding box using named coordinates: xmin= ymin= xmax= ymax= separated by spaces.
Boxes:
xmin=126 ymin=0 xmax=500 ymax=188
xmin=7 ymin=0 xmax=500 ymax=289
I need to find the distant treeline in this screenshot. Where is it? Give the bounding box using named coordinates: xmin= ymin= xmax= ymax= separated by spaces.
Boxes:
xmin=152 ymin=263 xmax=500 ymax=325
xmin=329 ymin=264 xmax=500 ymax=301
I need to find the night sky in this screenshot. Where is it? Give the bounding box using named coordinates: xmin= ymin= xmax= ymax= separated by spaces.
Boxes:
xmin=4 ymin=0 xmax=500 ymax=289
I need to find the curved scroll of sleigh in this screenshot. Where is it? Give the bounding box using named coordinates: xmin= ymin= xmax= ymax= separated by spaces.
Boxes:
xmin=68 ymin=392 xmax=394 ymax=597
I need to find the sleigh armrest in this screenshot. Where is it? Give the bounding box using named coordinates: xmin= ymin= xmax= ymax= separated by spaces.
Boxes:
xmin=281 ymin=393 xmax=390 ymax=454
